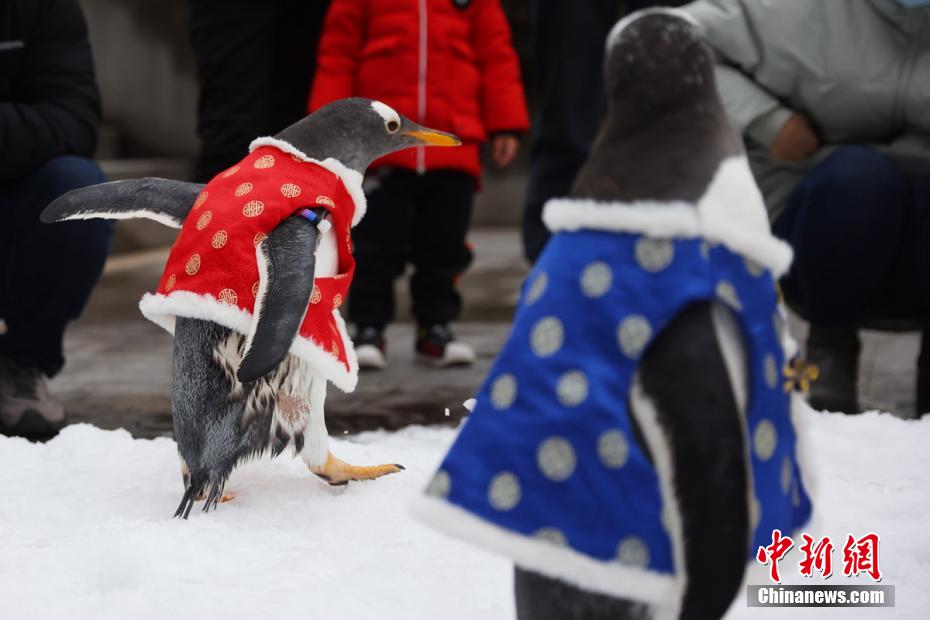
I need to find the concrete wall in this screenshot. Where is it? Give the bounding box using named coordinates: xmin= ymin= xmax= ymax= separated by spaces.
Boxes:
xmin=79 ymin=0 xmax=199 ymax=157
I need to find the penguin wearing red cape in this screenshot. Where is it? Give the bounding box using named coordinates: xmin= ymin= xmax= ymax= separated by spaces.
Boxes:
xmin=42 ymin=98 xmax=459 ymax=517
xmin=412 ymin=10 xmax=814 ymax=619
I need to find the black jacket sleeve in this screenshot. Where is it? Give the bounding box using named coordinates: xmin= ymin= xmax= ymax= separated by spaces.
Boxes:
xmin=0 ymin=0 xmax=101 ymax=182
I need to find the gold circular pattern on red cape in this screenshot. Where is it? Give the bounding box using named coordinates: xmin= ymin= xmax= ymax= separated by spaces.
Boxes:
xmin=193 ymin=191 xmax=208 ymax=209
xmin=165 ymin=274 xmax=176 ymax=291
xmin=234 ymin=182 xmax=253 ymax=197
xmin=243 ymin=200 xmax=264 ymax=217
xmin=333 ymin=293 xmax=343 ymax=309
xmin=221 ymin=165 xmax=240 ymax=178
xmin=310 ymin=285 xmax=322 ymax=304
xmin=253 ymin=154 xmax=275 ymax=169
xmin=196 ymin=210 xmax=213 ymax=230
xmin=252 ymin=281 xmax=260 ymax=297
xmin=219 ymin=288 xmax=238 ymax=305
xmin=280 ymin=183 xmax=301 ymax=198
xmin=212 ymin=230 xmax=228 ymax=249
xmin=185 ymin=254 xmax=201 ymax=276
xmin=253 ymin=232 xmax=267 ymax=246
xmin=316 ymin=195 xmax=335 ymax=207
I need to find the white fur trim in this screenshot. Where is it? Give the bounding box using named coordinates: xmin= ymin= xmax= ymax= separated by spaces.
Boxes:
xmin=542 ymin=157 xmax=793 ymax=276
xmin=59 ymin=208 xmax=182 ymax=229
xmin=409 ymin=495 xmax=676 ymax=605
xmin=627 ymin=378 xmax=685 ymax=619
xmin=544 ymin=202 xmax=701 ymax=237
xmin=607 ymin=8 xmax=701 ymax=49
xmin=249 ymin=137 xmax=368 ymax=227
xmin=139 ymin=290 xmax=358 ymax=392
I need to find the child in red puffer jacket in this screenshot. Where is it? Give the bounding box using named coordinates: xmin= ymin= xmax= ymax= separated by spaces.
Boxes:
xmin=309 ymin=0 xmax=529 ymax=369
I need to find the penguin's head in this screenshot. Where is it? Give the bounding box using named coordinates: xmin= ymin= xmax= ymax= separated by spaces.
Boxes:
xmin=569 ymin=9 xmax=741 ymax=203
xmin=275 ymin=98 xmax=461 ymax=173
xmin=604 ymin=9 xmax=715 ymax=120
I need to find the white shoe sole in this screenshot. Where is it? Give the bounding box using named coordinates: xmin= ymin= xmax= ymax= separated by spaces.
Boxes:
xmin=356 ymin=344 xmax=387 ymax=370
xmin=416 ymin=341 xmax=476 ymax=368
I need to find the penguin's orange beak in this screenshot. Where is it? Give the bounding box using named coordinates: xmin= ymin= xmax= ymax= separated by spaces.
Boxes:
xmin=405 ymin=129 xmax=461 ymax=147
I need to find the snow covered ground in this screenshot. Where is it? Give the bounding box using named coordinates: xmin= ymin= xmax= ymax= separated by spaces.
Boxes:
xmin=1 ymin=408 xmax=928 ymax=619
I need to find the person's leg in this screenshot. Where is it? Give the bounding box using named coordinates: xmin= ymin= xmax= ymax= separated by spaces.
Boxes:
xmin=774 ymin=146 xmax=910 ymax=412
xmin=0 ymin=156 xmax=113 ymax=437
xmin=347 ymin=168 xmax=414 ymax=334
xmin=410 ymin=170 xmax=475 ymax=326
xmin=270 ymin=0 xmax=330 ymax=132
xmin=909 ymin=175 xmax=930 ymax=416
xmin=188 ymin=0 xmax=276 ymax=182
xmin=409 ymin=170 xmax=476 ymax=365
xmin=522 ymin=0 xmax=618 ymax=264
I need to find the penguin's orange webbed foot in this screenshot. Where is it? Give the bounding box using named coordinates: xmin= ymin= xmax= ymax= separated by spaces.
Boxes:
xmin=309 ymin=452 xmax=404 ymax=485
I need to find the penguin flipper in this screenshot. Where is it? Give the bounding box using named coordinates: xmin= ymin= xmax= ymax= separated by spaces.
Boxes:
xmin=630 ymin=301 xmax=749 ymax=619
xmin=236 ymin=212 xmax=322 ymax=383
xmin=40 ymin=178 xmax=205 ymax=228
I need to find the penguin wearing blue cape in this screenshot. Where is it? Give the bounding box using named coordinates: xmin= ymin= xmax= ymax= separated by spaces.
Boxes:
xmin=412 ymin=9 xmax=814 ymax=619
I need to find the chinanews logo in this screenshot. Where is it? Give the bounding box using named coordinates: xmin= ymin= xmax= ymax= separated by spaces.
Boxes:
xmin=748 ymin=530 xmax=895 ymax=608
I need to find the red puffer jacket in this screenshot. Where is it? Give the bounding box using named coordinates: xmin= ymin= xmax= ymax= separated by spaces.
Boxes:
xmin=308 ymin=0 xmax=529 ymax=179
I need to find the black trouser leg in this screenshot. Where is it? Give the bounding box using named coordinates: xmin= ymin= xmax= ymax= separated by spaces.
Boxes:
xmin=773 ymin=146 xmax=911 ymax=326
xmin=347 ymin=169 xmax=415 ymax=329
xmin=912 ymin=175 xmax=930 ymax=416
xmin=410 ymin=170 xmax=475 ymax=327
xmin=0 ymin=156 xmax=113 ymax=377
xmin=523 ymin=0 xmax=618 ymax=264
xmin=773 ymin=147 xmax=914 ymax=413
xmin=188 ymin=0 xmax=328 ymax=182
xmin=269 ymin=0 xmax=329 ymax=131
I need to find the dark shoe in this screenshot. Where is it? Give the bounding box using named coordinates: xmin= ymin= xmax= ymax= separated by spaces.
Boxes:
xmin=415 ymin=324 xmax=476 ymax=368
xmin=805 ymin=325 xmax=860 ymax=413
xmin=916 ymin=330 xmax=930 ymax=418
xmin=0 ymin=356 xmax=67 ymax=440
xmin=354 ymin=326 xmax=387 ymax=370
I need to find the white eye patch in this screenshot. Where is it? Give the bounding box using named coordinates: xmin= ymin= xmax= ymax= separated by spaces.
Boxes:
xmin=371 ymin=100 xmax=401 ymax=131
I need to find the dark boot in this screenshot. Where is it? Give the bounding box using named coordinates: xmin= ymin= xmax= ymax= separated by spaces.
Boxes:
xmin=916 ymin=330 xmax=930 ymax=418
xmin=806 ymin=325 xmax=860 ymax=413
xmin=0 ymin=355 xmax=67 ymax=440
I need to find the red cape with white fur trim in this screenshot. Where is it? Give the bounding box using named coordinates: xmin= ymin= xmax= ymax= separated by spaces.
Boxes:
xmin=139 ymin=141 xmax=365 ymax=392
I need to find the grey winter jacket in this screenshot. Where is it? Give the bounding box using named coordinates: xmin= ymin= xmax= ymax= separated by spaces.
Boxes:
xmin=683 ymin=0 xmax=930 ymax=220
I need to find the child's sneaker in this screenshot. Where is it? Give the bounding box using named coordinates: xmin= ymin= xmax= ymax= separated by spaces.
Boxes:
xmin=354 ymin=326 xmax=387 ymax=370
xmin=416 ymin=324 xmax=476 ymax=368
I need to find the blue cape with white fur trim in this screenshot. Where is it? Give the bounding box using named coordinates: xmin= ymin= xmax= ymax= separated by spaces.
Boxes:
xmin=413 ymin=222 xmax=812 ymax=604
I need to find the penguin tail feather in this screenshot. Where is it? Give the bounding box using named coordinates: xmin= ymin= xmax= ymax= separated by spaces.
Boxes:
xmin=174 ymin=470 xmax=227 ymax=519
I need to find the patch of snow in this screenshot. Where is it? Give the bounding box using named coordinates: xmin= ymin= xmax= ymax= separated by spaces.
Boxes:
xmin=1 ymin=407 xmax=928 ymax=619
